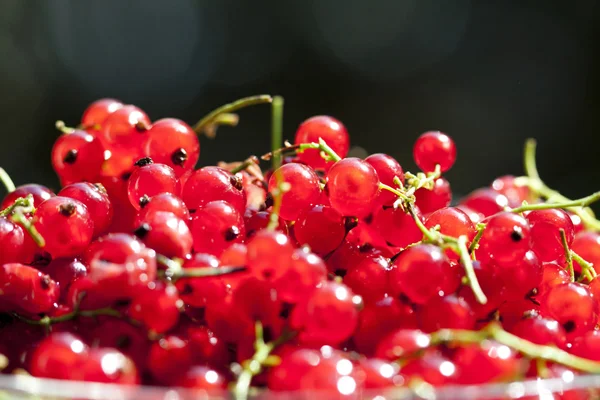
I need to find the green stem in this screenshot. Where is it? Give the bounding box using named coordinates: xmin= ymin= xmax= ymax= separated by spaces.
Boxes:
xmin=571 ymin=251 xmax=596 ymax=282
xmin=379 ymin=183 xmax=412 ymax=203
xmin=270 ymin=96 xmax=284 ymax=171
xmin=266 ymin=181 xmax=289 ymax=231
xmin=192 ymin=95 xmax=273 ymax=137
xmin=230 ymin=156 xmax=260 ymax=175
xmin=233 ymin=322 xmax=293 ymax=400
xmin=468 ymin=223 xmax=486 ymax=256
xmin=0 ymin=195 xmax=34 ymax=217
xmin=456 ymin=235 xmax=488 ymax=305
xmin=0 ymin=168 xmax=15 ymax=193
xmin=510 ymin=191 xmax=600 ymax=214
xmin=560 ymin=229 xmax=575 ymax=282
xmin=13 ymin=307 xmax=121 ymax=327
xmin=298 ymin=139 xmax=342 ymax=163
xmin=12 ymin=211 xmax=45 ymax=247
xmin=407 ymin=203 xmax=436 ymax=242
xmin=55 ymin=120 xmax=76 ymax=134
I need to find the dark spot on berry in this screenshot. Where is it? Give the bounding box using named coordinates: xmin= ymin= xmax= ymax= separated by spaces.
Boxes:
xmin=359 ymin=243 xmax=374 ymax=253
xmin=363 ymin=213 xmax=373 ymax=225
xmin=135 ymin=121 xmax=149 ymax=132
xmin=39 ymin=275 xmax=52 ymax=290
xmin=134 ymin=157 xmax=153 ymax=167
xmin=344 ymin=217 xmax=358 ymax=232
xmin=323 ymin=183 xmax=329 ymax=197
xmin=279 ymin=303 xmax=293 ymax=319
xmin=229 ymin=175 xmax=243 ymax=191
xmin=510 ymin=227 xmax=523 ymax=242
xmin=59 ymin=202 xmax=76 ymax=217
xmin=63 ymin=149 xmax=78 ymax=164
xmin=116 ymin=335 xmax=132 ymax=350
xmin=121 ymin=172 xmax=132 ymax=181
xmin=31 ymin=252 xmax=52 ymax=267
xmin=171 ymin=148 xmax=188 ymax=166
xmin=264 ymin=193 xmax=274 ymax=209
xmin=189 ymin=209 xmax=196 ymax=214
xmin=133 ymin=223 xmax=151 ymax=239
xmin=563 ymin=320 xmax=576 ymax=333
xmin=92 ymin=183 xmax=107 ymax=194
xmin=334 ymin=269 xmax=347 ymax=278
xmin=139 ymin=195 xmax=150 ymax=208
xmin=180 ymin=283 xmax=193 ymax=295
xmin=224 ymin=226 xmax=240 ymax=241
xmin=262 ymin=270 xmax=274 ymax=279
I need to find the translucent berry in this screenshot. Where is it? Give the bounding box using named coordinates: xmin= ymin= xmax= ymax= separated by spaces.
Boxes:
xmin=247 ymin=230 xmax=294 ymax=280
xmin=98 ymin=105 xmax=151 ymax=150
xmin=414 ymin=177 xmax=452 ymax=214
xmin=365 ymin=153 xmax=404 ymax=207
xmin=81 ymin=98 xmax=123 ymax=127
xmin=0 ymin=218 xmax=26 ymax=264
xmin=461 ymin=188 xmax=509 ymax=218
xmin=59 ymin=182 xmax=113 ymax=238
xmin=372 ymin=205 xmax=423 ymax=249
xmin=476 ymin=212 xmax=531 ymax=264
xmin=29 ymin=332 xmax=89 ymax=380
xmin=294 ymin=115 xmax=350 ymax=170
xmin=0 ymin=263 xmax=59 ymax=314
xmin=417 ymin=295 xmax=475 ymax=332
xmin=136 ymin=192 xmax=190 ymax=223
xmin=326 ymin=158 xmax=380 ymax=218
xmin=268 ymin=163 xmax=321 ymax=221
xmin=175 ymin=366 xmax=227 ymax=390
xmin=176 ymin=253 xmax=226 ymax=308
xmin=135 ymin=211 xmax=192 ymax=259
xmin=540 ymin=282 xmax=596 ymax=338
xmin=497 ymin=249 xmax=542 ymax=300
xmin=571 ymin=232 xmax=600 ymax=273
xmin=526 ymin=208 xmax=574 ymax=262
xmin=191 ymin=200 xmax=244 ymax=256
xmin=147 ymin=336 xmax=193 ymax=385
xmin=344 ymin=255 xmax=391 ymax=303
xmin=273 ymin=248 xmax=327 ymax=304
xmin=1 ymin=184 xmax=55 ymax=210
xmin=294 ymin=205 xmax=345 ymax=256
xmin=375 ymin=329 xmax=431 ymax=360
xmin=510 ymin=315 xmax=566 ymax=348
xmin=491 ymin=175 xmax=533 ymax=207
xmin=127 ymin=158 xmax=178 ymax=210
xmin=51 ymin=129 xmax=105 ymax=185
xmin=413 ymin=131 xmax=456 ymax=173
xmin=129 ymin=282 xmax=181 ymax=333
xmin=182 ymin=166 xmax=246 ymax=213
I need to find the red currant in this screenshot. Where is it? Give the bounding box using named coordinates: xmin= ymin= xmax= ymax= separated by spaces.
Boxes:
xmin=51 ymin=129 xmax=105 ymax=185
xmin=476 ymin=212 xmax=531 ymax=264
xmin=81 ymin=98 xmax=123 ymax=127
xmin=191 ymin=200 xmax=244 ymax=256
xmin=127 ymin=158 xmax=178 ymax=210
xmin=413 ymin=131 xmax=456 ymax=173
xmin=326 ymin=158 xmax=380 ymax=218
xmin=182 ymin=166 xmax=246 ymax=213
xmin=268 ymin=163 xmax=321 ymax=221
xmin=294 ymin=205 xmax=345 ymax=256
xmin=526 ymin=208 xmax=574 ymax=262
xmin=365 ymin=153 xmax=404 ymax=207
xmin=415 ymin=177 xmax=452 ymax=214
xmin=294 ymin=115 xmax=350 ymax=170
xmin=59 ymin=182 xmax=113 ymax=238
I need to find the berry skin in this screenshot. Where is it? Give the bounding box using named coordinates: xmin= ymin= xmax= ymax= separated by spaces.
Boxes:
xmin=176 ymin=253 xmax=227 ymax=308
xmin=0 ymin=217 xmax=26 ymax=264
xmin=413 ymin=131 xmax=457 ymax=173
xmin=526 ymin=208 xmax=574 ymax=262
xmin=29 ymin=332 xmax=89 ymax=381
xmin=460 ymin=188 xmax=509 ymax=218
xmin=143 ymin=118 xmax=200 ymax=177
xmin=375 ymin=329 xmax=431 ymax=361
xmin=1 ymin=184 xmax=55 ymax=210
xmin=175 ymin=366 xmax=227 ymax=390
xmin=43 ymin=257 xmax=87 ymax=300
xmin=136 ymin=192 xmax=190 ymax=223
xmin=135 ymin=211 xmax=192 ymax=259
xmin=571 ymin=330 xmax=600 ymax=361
xmin=182 ymin=166 xmax=246 ymax=213
xmin=51 ymin=129 xmax=105 ymax=185
xmin=291 ymin=281 xmax=360 ymax=345
xmin=476 ymin=212 xmax=531 ymax=264
xmin=244 ymin=209 xmax=287 ymax=238
xmin=417 ymin=295 xmax=476 ymax=332
xmin=491 ymin=175 xmax=533 ymax=207
xmin=246 ymin=230 xmax=294 ymax=280
xmin=510 ymin=315 xmax=566 ymax=348
xmin=540 ymin=282 xmax=597 ymax=339
xmin=571 ymin=231 xmax=600 ymax=273
xmin=147 ymin=336 xmax=194 ymax=385
xmin=425 ymin=207 xmax=476 ymax=259
xmin=497 ymin=249 xmax=542 ymax=300
xmin=81 ymin=98 xmax=123 ymax=127
xmin=372 ymin=204 xmax=423 ymax=249
xmin=129 ymin=282 xmax=181 ymax=334
xmin=539 ymin=261 xmax=571 ymax=295
xmin=98 ymin=104 xmax=151 ymax=150
xmin=344 ymin=255 xmax=392 ymax=304
xmin=268 ymin=163 xmax=321 ymax=221
xmin=365 ymin=153 xmax=404 ymax=207
xmin=80 ymin=348 xmax=139 ymax=384
xmin=294 ymin=205 xmax=345 ymax=256
xmin=273 ymin=248 xmax=327 ymax=304
xmin=358 ymin=358 xmax=402 ymax=389
xmin=0 ymin=263 xmax=59 ymax=314
xmin=34 ymin=196 xmax=95 ymax=258
xmin=389 ymin=244 xmax=455 ymax=304
xmin=326 ymin=158 xmax=380 ymax=218
xmin=401 ymin=349 xmax=458 ymax=386
xmin=127 ymin=159 xmax=178 ymax=210
xmin=452 ymin=341 xmax=520 ymax=384
xmin=294 ymin=115 xmax=350 ymax=170
xmin=190 ymin=200 xmax=244 ymax=257
xmin=59 ymin=182 xmax=113 ymax=238
xmin=414 ymin=177 xmax=452 ymax=214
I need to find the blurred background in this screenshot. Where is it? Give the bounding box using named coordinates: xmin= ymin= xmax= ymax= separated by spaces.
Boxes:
xmin=0 ymin=0 xmax=598 ymax=201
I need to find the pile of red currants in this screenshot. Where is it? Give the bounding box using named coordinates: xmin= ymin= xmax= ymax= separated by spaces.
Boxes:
xmin=1 ymin=94 xmax=600 ymax=398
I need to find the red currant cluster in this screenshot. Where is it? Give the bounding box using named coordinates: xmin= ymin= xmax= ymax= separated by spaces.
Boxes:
xmin=1 ymin=95 xmax=600 ymax=398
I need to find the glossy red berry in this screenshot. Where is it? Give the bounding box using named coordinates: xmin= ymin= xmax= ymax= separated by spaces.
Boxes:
xmin=136 ymin=211 xmax=192 ymax=258
xmin=452 ymin=341 xmax=520 ymax=384
xmin=401 ymin=349 xmax=458 ymax=386
xmin=294 ymin=116 xmax=350 ymax=170
xmin=372 ymin=205 xmax=423 ymax=249
xmin=191 ymin=200 xmax=244 ymax=256
xmin=326 ymin=158 xmax=380 ymax=218
xmin=59 ymin=182 xmax=113 ymax=238
xmin=417 ymin=295 xmax=475 ymax=332
xmin=510 ymin=315 xmax=566 ymax=348
xmin=51 ymin=129 xmax=105 ymax=185
xmin=0 ymin=263 xmax=59 ymax=314
xmin=526 ymin=208 xmax=574 ymax=262
xmin=390 ymin=244 xmax=454 ymax=304
xmin=491 ymin=175 xmax=533 ymax=207
xmin=571 ymin=232 xmax=600 ymax=273
xmin=81 ymin=348 xmax=139 ymax=384
xmin=424 ymin=207 xmax=476 ymax=259
xmin=1 ymin=184 xmax=55 ymax=210
xmin=460 ymin=188 xmax=509 ymax=218
xmin=476 ymin=212 xmax=531 ymax=264
xmin=571 ymin=330 xmax=600 ymax=361
xmin=43 ymin=257 xmax=87 ymax=300
xmin=147 ymin=335 xmax=193 ymax=385
xmin=294 ymin=205 xmax=345 ymax=256
xmin=34 ymin=196 xmax=94 ymax=258
xmin=413 ymin=131 xmax=456 ymax=173
xmin=247 ymin=230 xmax=294 ymax=280
xmin=129 ymin=282 xmax=181 ymax=333
xmin=127 ymin=158 xmax=178 ymax=210
xmin=344 ymin=255 xmax=391 ymax=303
xmin=176 ymin=253 xmax=227 ymax=308
xmin=136 ymin=192 xmax=190 ymax=223
xmin=365 ymin=153 xmax=404 ymax=207
xmin=539 ymin=261 xmax=571 ymax=295
xmin=81 ymin=98 xmax=123 ymax=127
xmin=273 ymin=248 xmax=327 ymax=304
xmin=540 ymin=282 xmax=596 ymax=338
xmin=358 ymin=358 xmax=402 ymax=389
xmin=98 ymin=105 xmax=151 ymax=150
xmin=244 ymin=209 xmax=287 ymax=237
xmin=29 ymin=332 xmax=89 ymax=380
xmin=0 ymin=217 xmax=26 ymax=264
xmin=497 ymin=249 xmax=542 ymax=300
xmin=414 ymin=178 xmax=452 ymax=214
xmin=375 ymin=329 xmax=431 ymax=361
xmin=291 ymin=281 xmax=360 ymax=345
xmin=268 ymin=163 xmax=321 ymax=221
xmin=182 ymin=166 xmax=246 ymax=213
xmin=175 ymin=366 xmax=227 ymax=390
xmin=143 ymin=118 xmax=200 ymax=177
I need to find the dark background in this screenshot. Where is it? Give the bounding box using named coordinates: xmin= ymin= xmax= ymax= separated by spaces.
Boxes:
xmin=0 ymin=0 xmax=599 ymax=202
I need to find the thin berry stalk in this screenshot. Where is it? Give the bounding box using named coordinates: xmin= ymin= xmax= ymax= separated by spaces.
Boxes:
xmin=571 ymin=251 xmax=597 ymax=282
xmin=0 ymin=195 xmax=34 ymax=218
xmin=11 ymin=211 xmax=45 ymax=247
xmin=0 ymin=167 xmax=15 ymax=193
xmin=559 ymin=229 xmax=575 ymax=282
xmin=510 ymin=191 xmax=600 ymax=214
xmin=13 ymin=307 xmax=122 ymax=327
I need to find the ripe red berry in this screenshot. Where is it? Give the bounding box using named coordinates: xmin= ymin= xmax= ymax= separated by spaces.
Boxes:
xmin=294 ymin=115 xmax=350 ymax=170
xmin=176 ymin=253 xmax=227 ymax=308
xmin=182 ymin=166 xmax=246 ymax=213
xmin=51 ymin=129 xmax=105 ymax=185
xmin=135 ymin=211 xmax=192 ymax=259
xmin=571 ymin=330 xmax=600 ymax=361
xmin=390 ymin=244 xmax=455 ymax=304
xmin=491 ymin=175 xmax=533 ymax=207
xmin=417 ymin=295 xmax=476 ymax=332
xmin=136 ymin=192 xmax=190 ymax=223
xmin=497 ymin=249 xmax=542 ymax=300
xmin=540 ymin=282 xmax=597 ymax=339
xmin=127 ymin=158 xmax=178 ymax=210
xmin=81 ymin=98 xmax=123 ymax=127
xmin=59 ymin=182 xmax=113 ymax=238
xmin=129 ymin=282 xmax=181 ymax=333
xmin=425 ymin=207 xmax=476 ymax=259
xmin=34 ymin=196 xmax=94 ymax=258
xmin=191 ymin=200 xmax=244 ymax=256
xmin=526 ymin=208 xmax=574 ymax=262
xmin=365 ymin=153 xmax=404 ymax=207
xmin=414 ymin=177 xmax=452 ymax=214
xmin=0 ymin=217 xmax=26 ymax=265
xmin=174 ymin=366 xmax=227 ymax=390
xmin=273 ymin=248 xmax=327 ymax=304
xmin=80 ymin=348 xmax=139 ymax=384
xmin=452 ymin=341 xmax=520 ymax=384
xmin=147 ymin=335 xmax=193 ymax=385
xmin=294 ymin=204 xmax=345 ymax=256
xmin=375 ymin=329 xmax=431 ymax=360
xmin=326 ymin=158 xmax=380 ymax=218
xmin=413 ymin=131 xmax=456 ymax=173
xmin=476 ymin=212 xmax=531 ymax=264
xmin=98 ymin=105 xmax=151 ymax=151
xmin=29 ymin=332 xmax=89 ymax=380
xmin=244 ymin=209 xmax=287 ymax=238
xmin=1 ymin=184 xmax=55 ymax=210
xmin=246 ymin=230 xmax=294 ymax=280
xmin=539 ymin=261 xmax=571 ymax=295
xmin=43 ymin=257 xmax=87 ymax=300
xmin=143 ymin=118 xmax=200 ymax=177
xmin=571 ymin=231 xmax=600 ymax=273
xmin=344 ymin=255 xmax=392 ymax=304
xmin=0 ymin=263 xmax=59 ymax=314
xmin=460 ymin=188 xmax=509 ymax=218
xmin=268 ymin=163 xmax=321 ymax=221
xmin=291 ymin=281 xmax=360 ymax=345
xmin=510 ymin=315 xmax=566 ymax=348
xmin=372 ymin=205 xmax=423 ymax=249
